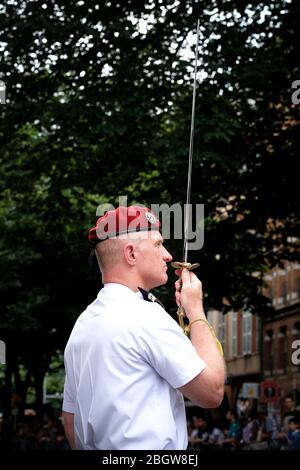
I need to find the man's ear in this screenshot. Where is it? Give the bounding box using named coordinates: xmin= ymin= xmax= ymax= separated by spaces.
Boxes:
xmin=123 ymin=243 xmax=137 ymax=266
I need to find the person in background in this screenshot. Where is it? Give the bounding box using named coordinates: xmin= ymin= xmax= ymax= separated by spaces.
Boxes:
xmin=287 ymin=419 xmax=300 ymax=450
xmin=281 ymin=395 xmax=300 ymax=434
xmin=223 ymin=409 xmax=242 ymax=449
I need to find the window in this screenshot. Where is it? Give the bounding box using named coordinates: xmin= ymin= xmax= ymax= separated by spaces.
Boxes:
xmin=297 ymin=273 xmax=300 ymax=299
xmin=232 ymin=311 xmax=237 ymax=356
xmin=206 ymin=310 xmax=213 ymax=325
xmin=242 ymin=310 xmax=252 ymax=354
xmin=264 ymin=330 xmax=274 ymax=375
xmin=256 ymin=314 xmax=261 ymax=353
xmin=277 ymin=326 xmax=287 ymax=374
xmin=218 ymin=314 xmax=226 ymax=353
xmin=292 ymin=322 xmax=300 ymax=338
xmin=280 ymin=276 xmax=288 ymax=305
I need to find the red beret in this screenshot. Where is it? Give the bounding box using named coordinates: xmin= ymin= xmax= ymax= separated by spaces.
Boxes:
xmin=89 ymin=206 xmax=160 ymax=245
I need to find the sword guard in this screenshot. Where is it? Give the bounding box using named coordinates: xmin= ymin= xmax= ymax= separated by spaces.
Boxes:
xmin=171 ymin=261 xmax=200 ymax=270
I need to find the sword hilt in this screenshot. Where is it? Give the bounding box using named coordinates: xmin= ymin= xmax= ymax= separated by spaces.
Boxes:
xmin=172 ymin=261 xmax=200 ymax=334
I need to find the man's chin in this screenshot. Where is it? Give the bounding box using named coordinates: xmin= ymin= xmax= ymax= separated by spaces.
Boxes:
xmin=158 ymin=274 xmax=169 ymax=287
xmin=149 ymin=274 xmax=168 ymax=290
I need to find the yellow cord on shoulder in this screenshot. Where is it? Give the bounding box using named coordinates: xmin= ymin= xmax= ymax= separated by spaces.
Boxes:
xmin=184 ymin=318 xmax=224 ymax=357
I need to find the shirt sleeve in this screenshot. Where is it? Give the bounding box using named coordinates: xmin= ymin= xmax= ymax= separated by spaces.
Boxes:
xmin=62 ymin=351 xmax=76 ymax=414
xmin=137 ymin=305 xmax=207 ymax=389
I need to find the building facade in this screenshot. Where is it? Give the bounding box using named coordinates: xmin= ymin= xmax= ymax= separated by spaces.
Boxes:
xmin=210 ymin=262 xmax=300 ymax=408
xmin=262 ymin=262 xmax=300 ymax=402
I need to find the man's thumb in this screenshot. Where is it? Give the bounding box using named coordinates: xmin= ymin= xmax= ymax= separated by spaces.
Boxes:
xmin=181 ymin=268 xmax=191 ymax=287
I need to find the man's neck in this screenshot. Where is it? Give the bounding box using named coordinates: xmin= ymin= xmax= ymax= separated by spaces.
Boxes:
xmin=102 ymin=276 xmax=142 ymax=293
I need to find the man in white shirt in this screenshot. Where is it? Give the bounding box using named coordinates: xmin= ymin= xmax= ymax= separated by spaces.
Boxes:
xmin=62 ymin=206 xmax=225 ymax=450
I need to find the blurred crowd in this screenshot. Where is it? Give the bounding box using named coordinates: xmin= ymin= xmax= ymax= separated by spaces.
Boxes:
xmin=187 ymin=394 xmax=300 ymax=450
xmin=1 ymin=393 xmax=300 ymax=450
xmin=12 ymin=415 xmax=69 ymax=450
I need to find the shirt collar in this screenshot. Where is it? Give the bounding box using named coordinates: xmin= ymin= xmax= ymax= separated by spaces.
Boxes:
xmin=98 ymin=283 xmax=144 ymax=301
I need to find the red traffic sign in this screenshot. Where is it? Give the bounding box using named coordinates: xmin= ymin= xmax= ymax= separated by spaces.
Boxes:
xmin=261 ymin=381 xmax=280 ymax=402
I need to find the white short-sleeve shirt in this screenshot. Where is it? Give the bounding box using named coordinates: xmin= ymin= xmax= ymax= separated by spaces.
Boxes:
xmin=63 ymin=283 xmax=206 ymax=450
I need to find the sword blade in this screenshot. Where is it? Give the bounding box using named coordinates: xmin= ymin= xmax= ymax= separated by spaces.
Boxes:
xmin=183 ymin=19 xmax=200 ymax=263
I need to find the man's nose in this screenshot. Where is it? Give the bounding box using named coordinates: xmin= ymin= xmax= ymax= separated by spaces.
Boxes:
xmin=163 ymin=248 xmax=173 ymax=262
